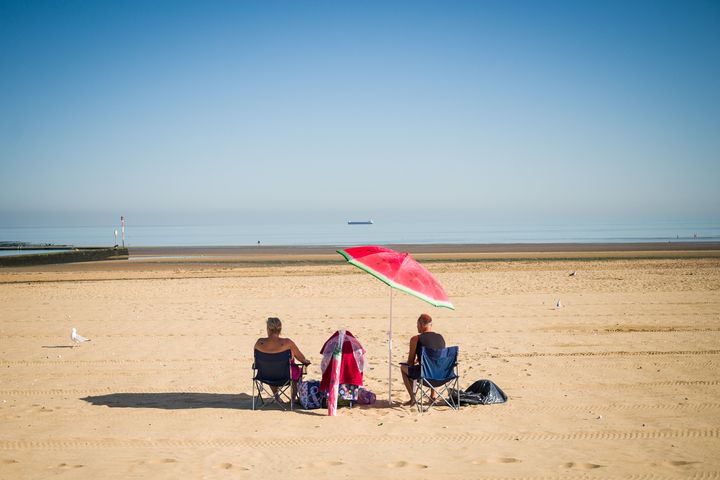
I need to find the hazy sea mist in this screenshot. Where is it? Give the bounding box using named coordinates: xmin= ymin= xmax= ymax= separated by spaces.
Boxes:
xmin=1 ymin=212 xmax=718 ymax=247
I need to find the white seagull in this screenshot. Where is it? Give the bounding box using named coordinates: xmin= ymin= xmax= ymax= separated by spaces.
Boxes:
xmin=555 ymin=299 xmax=562 ymax=309
xmin=71 ymin=328 xmax=91 ymax=347
xmin=569 ymin=271 xmax=576 ymax=276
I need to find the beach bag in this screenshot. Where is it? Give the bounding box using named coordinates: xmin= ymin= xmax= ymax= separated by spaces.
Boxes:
xmin=357 ymin=387 xmax=376 ymax=405
xmin=298 ymin=380 xmax=324 ymax=410
xmin=449 ymin=379 xmax=508 ymax=406
xmin=336 ymin=384 xmax=359 ymax=407
xmin=338 ymin=384 xmax=358 ymax=401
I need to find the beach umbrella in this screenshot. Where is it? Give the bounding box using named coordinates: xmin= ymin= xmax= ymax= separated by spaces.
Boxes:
xmin=337 ymin=246 xmax=454 ymax=403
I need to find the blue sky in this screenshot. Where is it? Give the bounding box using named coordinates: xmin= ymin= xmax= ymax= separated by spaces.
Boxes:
xmin=1 ymin=0 xmax=718 ymax=225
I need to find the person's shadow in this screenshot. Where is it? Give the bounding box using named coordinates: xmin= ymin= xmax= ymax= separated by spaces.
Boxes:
xmin=81 ymin=392 xmax=324 ymax=414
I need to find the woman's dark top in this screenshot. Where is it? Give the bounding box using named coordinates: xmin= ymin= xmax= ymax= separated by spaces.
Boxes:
xmin=415 ymin=332 xmax=446 ymax=363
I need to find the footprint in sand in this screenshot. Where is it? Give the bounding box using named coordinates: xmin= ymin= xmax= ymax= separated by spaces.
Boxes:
xmin=386 ymin=461 xmax=428 ymax=469
xmin=563 ymin=462 xmax=604 ymax=469
xmin=472 ymin=457 xmax=521 ymax=465
xmin=297 ymin=460 xmax=343 ymax=469
xmin=660 ymin=460 xmax=701 ymax=467
xmin=498 ymin=458 xmax=521 ymax=464
xmin=2 ymin=459 xmax=19 ymax=465
xmin=218 ymin=463 xmax=249 ymax=470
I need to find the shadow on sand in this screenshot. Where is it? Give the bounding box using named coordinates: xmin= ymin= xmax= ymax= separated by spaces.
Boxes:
xmin=81 ymin=392 xmax=325 ymax=414
xmin=81 ymin=392 xmax=396 ymax=413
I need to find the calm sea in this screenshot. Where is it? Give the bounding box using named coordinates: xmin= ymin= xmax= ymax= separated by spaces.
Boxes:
xmin=1 ymin=218 xmax=719 ymax=247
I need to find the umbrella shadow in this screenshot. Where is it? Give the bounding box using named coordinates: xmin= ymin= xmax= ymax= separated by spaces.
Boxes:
xmin=81 ymin=392 xmax=323 ymax=413
xmin=81 ymin=392 xmax=253 ymax=410
xmin=80 ymin=392 xmax=395 ymax=413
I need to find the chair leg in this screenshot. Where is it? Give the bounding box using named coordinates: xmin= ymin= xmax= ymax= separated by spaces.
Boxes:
xmin=417 ymin=380 xmax=460 ymax=411
xmin=417 ymin=380 xmax=427 ymax=413
xmin=415 ymin=381 xmax=422 ymax=408
xmin=455 ymin=377 xmax=460 ymax=411
xmin=421 ymin=382 xmax=427 ymax=413
xmin=254 ymin=381 xmax=300 ymax=411
xmin=415 ymin=381 xmax=421 ymax=412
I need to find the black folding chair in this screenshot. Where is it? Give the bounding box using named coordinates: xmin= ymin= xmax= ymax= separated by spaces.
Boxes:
xmin=252 ymin=349 xmax=305 ymax=411
xmin=416 ymin=346 xmax=460 ymax=413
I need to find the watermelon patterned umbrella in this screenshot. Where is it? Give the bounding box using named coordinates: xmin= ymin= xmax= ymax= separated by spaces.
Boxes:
xmin=337 ymin=246 xmax=454 ymax=404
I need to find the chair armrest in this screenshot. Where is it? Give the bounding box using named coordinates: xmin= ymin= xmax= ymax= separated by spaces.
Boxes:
xmin=291 ymin=362 xmax=308 ymax=375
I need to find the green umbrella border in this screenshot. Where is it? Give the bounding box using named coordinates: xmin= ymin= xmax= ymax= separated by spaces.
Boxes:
xmin=337 ymin=249 xmax=455 ymax=310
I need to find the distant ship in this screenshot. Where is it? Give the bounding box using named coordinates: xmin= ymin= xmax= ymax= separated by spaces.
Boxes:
xmin=347 ymin=220 xmax=374 ymax=225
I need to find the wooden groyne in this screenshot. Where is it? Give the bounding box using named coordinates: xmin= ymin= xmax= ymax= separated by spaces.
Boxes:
xmin=0 ymin=247 xmax=129 ymax=267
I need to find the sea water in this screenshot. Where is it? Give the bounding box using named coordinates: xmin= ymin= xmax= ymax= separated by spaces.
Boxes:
xmin=1 ymin=217 xmax=718 ymax=247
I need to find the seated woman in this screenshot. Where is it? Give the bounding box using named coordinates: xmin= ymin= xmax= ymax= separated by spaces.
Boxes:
xmin=254 ymin=317 xmax=310 ymax=400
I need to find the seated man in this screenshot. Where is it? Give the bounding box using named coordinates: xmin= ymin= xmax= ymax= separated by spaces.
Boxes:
xmin=400 ymin=313 xmax=445 ymax=406
xmin=254 ymin=317 xmax=310 ymax=401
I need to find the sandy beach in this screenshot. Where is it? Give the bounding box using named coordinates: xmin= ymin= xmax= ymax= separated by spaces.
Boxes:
xmin=1 ymin=245 xmax=719 ymax=479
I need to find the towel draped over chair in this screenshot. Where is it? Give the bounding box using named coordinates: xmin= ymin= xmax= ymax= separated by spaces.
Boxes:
xmin=319 ymin=330 xmax=365 ymax=392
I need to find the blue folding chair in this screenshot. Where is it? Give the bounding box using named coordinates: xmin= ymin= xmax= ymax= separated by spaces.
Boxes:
xmin=252 ymin=349 xmax=305 ymax=411
xmin=416 ymin=346 xmax=460 ymax=412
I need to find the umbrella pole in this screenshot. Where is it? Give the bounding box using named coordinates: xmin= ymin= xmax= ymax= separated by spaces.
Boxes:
xmin=388 ymin=287 xmax=393 ymax=404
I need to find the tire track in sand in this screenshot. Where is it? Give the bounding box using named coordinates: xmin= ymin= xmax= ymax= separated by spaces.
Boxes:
xmin=1 ymin=385 xmax=719 ymax=414
xmin=494 ymin=349 xmax=720 ymax=359
xmin=0 ymin=386 xmax=243 ymax=396
xmin=0 ymin=427 xmax=717 ymax=450
xmin=4 ymin=326 xmax=720 ymax=338
xmin=2 ymin=349 xmax=718 ymax=367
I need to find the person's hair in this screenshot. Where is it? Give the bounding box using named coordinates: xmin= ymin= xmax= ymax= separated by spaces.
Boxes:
xmin=266 ymin=317 xmax=282 ymax=335
xmin=418 ymin=313 xmax=433 ymax=326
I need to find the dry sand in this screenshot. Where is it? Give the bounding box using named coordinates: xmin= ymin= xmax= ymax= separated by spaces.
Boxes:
xmin=1 ymin=247 xmax=719 ymax=479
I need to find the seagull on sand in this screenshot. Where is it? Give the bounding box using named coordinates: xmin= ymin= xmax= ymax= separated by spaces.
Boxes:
xmin=71 ymin=328 xmax=90 ymax=347
xmin=555 ymin=299 xmax=562 ymax=309
xmin=569 ymin=271 xmax=576 ymax=276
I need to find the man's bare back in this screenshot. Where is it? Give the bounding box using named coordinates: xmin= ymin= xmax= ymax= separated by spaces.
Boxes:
xmin=255 ymin=336 xmax=309 ymax=364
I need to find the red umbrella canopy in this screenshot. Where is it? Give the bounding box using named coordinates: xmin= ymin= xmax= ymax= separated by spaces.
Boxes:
xmin=337 ymin=246 xmax=454 ymax=310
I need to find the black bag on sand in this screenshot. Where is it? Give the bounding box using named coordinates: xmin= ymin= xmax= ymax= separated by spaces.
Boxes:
xmin=448 ymin=379 xmax=508 ymax=406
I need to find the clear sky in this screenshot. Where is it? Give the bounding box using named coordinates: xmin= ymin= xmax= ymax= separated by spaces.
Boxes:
xmin=1 ymin=0 xmax=718 ymax=226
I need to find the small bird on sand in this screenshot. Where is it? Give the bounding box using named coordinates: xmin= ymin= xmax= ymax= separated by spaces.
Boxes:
xmin=71 ymin=328 xmax=90 ymax=347
xmin=569 ymin=271 xmax=576 ymax=276
xmin=555 ymin=299 xmax=562 ymax=309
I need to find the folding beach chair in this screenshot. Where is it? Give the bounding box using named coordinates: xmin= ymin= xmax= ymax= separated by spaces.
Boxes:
xmin=252 ymin=350 xmax=305 ymax=411
xmin=416 ymin=346 xmax=460 ymax=413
